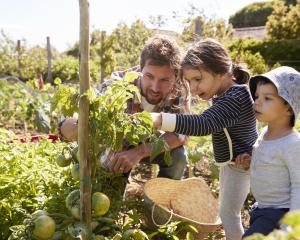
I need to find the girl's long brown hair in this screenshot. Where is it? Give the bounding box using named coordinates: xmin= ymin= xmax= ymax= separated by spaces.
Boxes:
xmin=182 ymin=38 xmax=250 ymax=84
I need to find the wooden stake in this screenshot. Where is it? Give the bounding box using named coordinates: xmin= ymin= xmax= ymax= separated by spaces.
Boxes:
xmin=79 ymin=0 xmax=91 ymax=237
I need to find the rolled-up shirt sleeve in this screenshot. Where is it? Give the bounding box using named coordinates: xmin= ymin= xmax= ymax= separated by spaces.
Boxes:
xmin=161 ymin=112 xmax=176 ymax=132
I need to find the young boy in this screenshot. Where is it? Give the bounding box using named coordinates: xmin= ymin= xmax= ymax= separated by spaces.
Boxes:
xmin=238 ymin=66 xmax=300 ymax=238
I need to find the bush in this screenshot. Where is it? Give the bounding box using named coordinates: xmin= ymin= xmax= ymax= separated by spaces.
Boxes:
xmin=266 ymin=0 xmax=300 ymax=40
xmin=227 ymin=38 xmax=300 ymax=71
xmin=52 ymin=55 xmax=100 ymax=83
xmin=0 ymin=135 xmax=70 ymax=239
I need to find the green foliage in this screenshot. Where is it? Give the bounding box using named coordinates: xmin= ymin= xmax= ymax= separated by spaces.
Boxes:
xmin=229 ymin=1 xmax=275 ymax=28
xmin=0 ymin=31 xmax=60 ymax=81
xmin=181 ymin=17 xmax=234 ymax=43
xmin=51 ymin=55 xmax=100 ymax=82
xmin=227 ymin=38 xmax=300 ymax=71
xmin=65 ymin=30 xmax=116 ymax=80
xmin=0 ymin=78 xmax=54 ymax=132
xmin=266 ymin=0 xmax=300 ymax=40
xmin=280 ymin=0 xmax=298 ymax=6
xmin=51 ymin=84 xmax=79 ymax=117
xmin=51 ymin=56 xmax=79 ymax=82
xmin=0 ymin=30 xmax=100 ymax=83
xmin=19 ymin=46 xmax=48 ymax=80
xmin=0 ymin=79 xmax=31 ymax=127
xmin=64 ymin=20 xmax=154 ymax=81
xmin=147 ymin=221 xmax=198 ymax=240
xmin=90 ymin=30 xmax=116 ymax=80
xmin=0 ymin=136 xmax=71 ymax=239
xmin=229 ymin=45 xmax=268 ymax=75
xmin=51 ymin=73 xmax=167 ymax=175
xmin=111 ymin=20 xmax=153 ymax=69
xmin=0 ymin=30 xmax=18 ymax=76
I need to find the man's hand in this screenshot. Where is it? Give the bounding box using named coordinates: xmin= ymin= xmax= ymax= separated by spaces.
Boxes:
xmin=108 ymin=147 xmax=145 ymax=174
xmin=60 ymin=117 xmax=78 ymax=141
xmin=235 ymin=153 xmax=251 ymax=170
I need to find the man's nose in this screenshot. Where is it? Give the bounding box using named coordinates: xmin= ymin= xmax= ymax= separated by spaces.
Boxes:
xmin=151 ymin=80 xmax=160 ymax=92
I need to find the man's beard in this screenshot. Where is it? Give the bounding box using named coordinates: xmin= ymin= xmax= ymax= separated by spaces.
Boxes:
xmin=144 ymin=90 xmax=162 ymax=105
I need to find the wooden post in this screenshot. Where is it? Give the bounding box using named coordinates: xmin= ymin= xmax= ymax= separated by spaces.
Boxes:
xmin=79 ymin=0 xmax=91 ymax=237
xmin=100 ymin=30 xmax=106 ymax=83
xmin=46 ymin=36 xmax=53 ymax=84
xmin=17 ymin=40 xmax=21 ymax=80
xmin=194 ymin=18 xmax=201 ymax=42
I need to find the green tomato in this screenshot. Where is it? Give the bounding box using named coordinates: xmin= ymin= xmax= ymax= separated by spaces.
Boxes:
xmin=66 ymin=190 xmax=80 ymax=219
xmin=122 ymin=229 xmax=147 ymax=240
xmin=92 ymin=192 xmax=110 ymax=216
xmin=32 ymin=215 xmax=56 ymax=240
xmin=31 ymin=210 xmax=48 ymax=220
xmin=55 ymin=154 xmax=71 ymax=167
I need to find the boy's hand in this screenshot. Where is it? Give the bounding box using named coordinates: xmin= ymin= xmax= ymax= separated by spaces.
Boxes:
xmin=235 ymin=153 xmax=251 ymax=170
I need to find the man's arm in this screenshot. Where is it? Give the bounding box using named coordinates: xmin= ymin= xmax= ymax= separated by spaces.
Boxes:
xmin=108 ymin=132 xmax=188 ymax=173
xmin=108 ymin=91 xmax=191 ymax=173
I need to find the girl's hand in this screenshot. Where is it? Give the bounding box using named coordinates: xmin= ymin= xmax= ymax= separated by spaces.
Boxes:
xmin=150 ymin=112 xmax=162 ymax=129
xmin=235 ymin=153 xmax=251 ymax=170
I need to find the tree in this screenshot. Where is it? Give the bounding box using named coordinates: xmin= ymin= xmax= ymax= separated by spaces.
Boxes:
xmin=149 ymin=15 xmax=167 ymax=28
xmin=111 ymin=20 xmax=153 ymax=69
xmin=64 ymin=30 xmax=116 ymax=80
xmin=181 ymin=17 xmax=234 ymax=42
xmin=280 ymin=0 xmax=297 ymax=6
xmin=0 ymin=30 xmax=18 ymax=77
xmin=0 ymin=30 xmax=60 ymax=81
xmin=89 ymin=30 xmax=116 ymax=79
xmin=229 ymin=1 xmax=275 ymax=28
xmin=266 ymin=0 xmax=300 ymax=40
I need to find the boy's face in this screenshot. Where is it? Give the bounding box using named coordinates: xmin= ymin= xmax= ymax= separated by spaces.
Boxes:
xmin=253 ymin=82 xmax=291 ymax=124
xmin=140 ymin=59 xmax=176 ymax=105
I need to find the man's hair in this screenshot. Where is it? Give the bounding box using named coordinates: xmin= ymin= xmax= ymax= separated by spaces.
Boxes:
xmin=140 ymin=35 xmax=189 ymax=112
xmin=140 ymin=35 xmax=181 ymax=76
xmin=256 ymin=77 xmax=295 ymax=127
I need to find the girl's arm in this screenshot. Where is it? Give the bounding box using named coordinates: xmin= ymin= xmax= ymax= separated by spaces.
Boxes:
xmin=152 ymin=95 xmax=242 ymax=136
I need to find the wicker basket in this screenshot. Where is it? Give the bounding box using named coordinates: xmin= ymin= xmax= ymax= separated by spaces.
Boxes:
xmin=143 ymin=177 xmax=222 ymax=239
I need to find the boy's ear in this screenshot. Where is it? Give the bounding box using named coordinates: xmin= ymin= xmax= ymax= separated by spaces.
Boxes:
xmin=286 ymin=105 xmax=293 ymax=116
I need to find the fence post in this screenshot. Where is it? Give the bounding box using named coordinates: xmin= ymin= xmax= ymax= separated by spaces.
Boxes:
xmin=79 ymin=0 xmax=91 ymax=238
xmin=194 ymin=18 xmax=201 ymax=42
xmin=17 ymin=40 xmax=22 ymax=80
xmin=100 ymin=30 xmax=106 ymax=83
xmin=46 ymin=36 xmax=53 ymax=83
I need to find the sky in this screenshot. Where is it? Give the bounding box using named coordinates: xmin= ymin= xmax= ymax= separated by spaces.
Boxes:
xmin=0 ymin=0 xmax=266 ymax=52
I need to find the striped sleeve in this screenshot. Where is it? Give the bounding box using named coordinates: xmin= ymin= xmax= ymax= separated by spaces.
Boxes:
xmin=174 ymin=92 xmax=244 ymax=136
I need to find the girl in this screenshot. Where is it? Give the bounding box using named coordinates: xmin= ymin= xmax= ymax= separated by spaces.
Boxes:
xmin=151 ymin=38 xmax=258 ymax=240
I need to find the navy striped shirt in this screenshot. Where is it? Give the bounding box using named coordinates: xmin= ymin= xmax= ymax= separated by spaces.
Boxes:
xmin=174 ymin=85 xmax=258 ymax=163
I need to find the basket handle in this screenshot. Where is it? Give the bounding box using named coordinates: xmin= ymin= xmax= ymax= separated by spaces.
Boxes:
xmin=151 ymin=204 xmax=173 ymax=227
